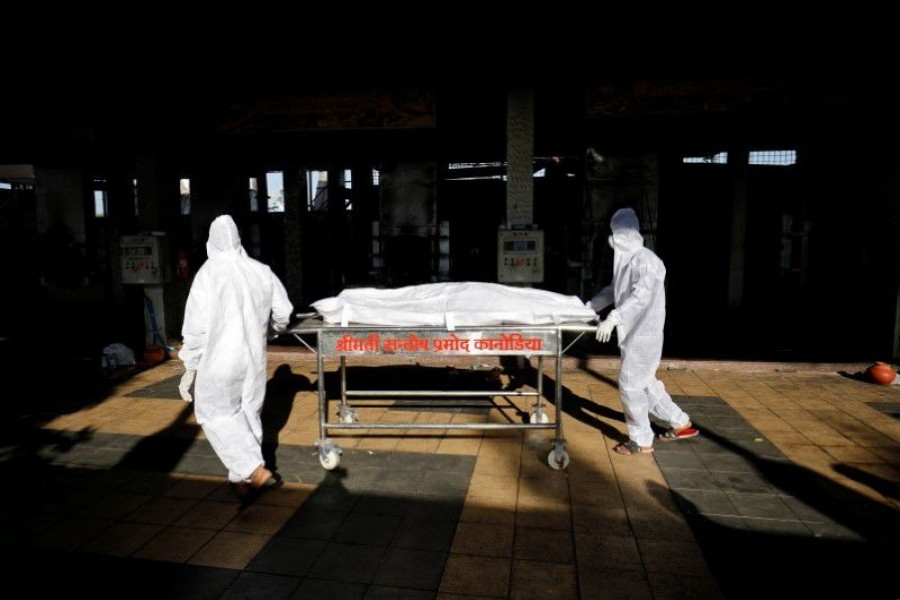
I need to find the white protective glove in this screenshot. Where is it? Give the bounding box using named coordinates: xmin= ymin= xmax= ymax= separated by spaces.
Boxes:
xmin=596 ymin=312 xmax=620 ymax=343
xmin=179 ymin=369 xmax=196 ymax=402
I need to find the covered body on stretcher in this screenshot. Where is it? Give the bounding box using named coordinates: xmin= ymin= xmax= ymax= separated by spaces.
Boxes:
xmin=309 ymin=281 xmax=597 ymax=329
xmin=291 ymin=282 xmax=598 ymax=471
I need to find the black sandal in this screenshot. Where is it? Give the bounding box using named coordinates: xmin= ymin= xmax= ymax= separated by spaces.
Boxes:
xmin=613 ymin=440 xmax=654 ymax=455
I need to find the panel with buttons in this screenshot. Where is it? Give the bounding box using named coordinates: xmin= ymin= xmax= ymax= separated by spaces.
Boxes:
xmin=497 ymin=228 xmax=544 ymax=283
xmin=121 ymin=234 xmax=170 ymax=285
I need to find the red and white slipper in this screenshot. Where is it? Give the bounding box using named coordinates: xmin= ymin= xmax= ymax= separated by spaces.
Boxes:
xmin=658 ymin=427 xmax=699 ymax=442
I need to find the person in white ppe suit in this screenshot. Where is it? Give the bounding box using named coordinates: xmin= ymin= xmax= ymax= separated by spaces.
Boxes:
xmin=587 ymin=207 xmax=697 ymax=455
xmin=179 ymin=215 xmax=293 ymax=498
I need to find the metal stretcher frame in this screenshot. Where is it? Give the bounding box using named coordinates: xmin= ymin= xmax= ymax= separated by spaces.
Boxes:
xmin=289 ymin=318 xmax=597 ymax=470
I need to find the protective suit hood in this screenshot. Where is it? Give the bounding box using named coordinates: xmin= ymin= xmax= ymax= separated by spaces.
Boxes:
xmin=608 ymin=208 xmax=644 ymax=254
xmin=206 ymin=215 xmax=247 ymax=259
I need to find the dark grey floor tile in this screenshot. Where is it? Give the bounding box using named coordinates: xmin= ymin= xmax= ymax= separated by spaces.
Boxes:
xmin=698 ymin=453 xmax=759 ymax=473
xmin=248 ymin=537 xmax=328 ymax=577
xmin=125 ymin=374 xmax=182 ymax=399
xmin=279 ymin=465 xmax=327 ymax=486
xmin=385 ymin=452 xmax=441 ymax=471
xmin=686 ymin=512 xmax=749 ymax=532
xmin=105 ymin=435 xmax=144 ymax=450
xmin=803 ymin=520 xmax=867 ymax=542
xmin=275 ymin=445 xmax=316 ymax=461
xmin=424 ymin=454 xmax=477 ymax=472
xmin=646 ymin=571 xmax=726 ymax=600
xmin=415 ymin=488 xmax=468 ymax=501
xmin=373 ymin=547 xmax=447 ymax=590
xmin=175 ymin=455 xmax=224 ymax=477
xmin=221 ymin=572 xmax=302 ymax=599
xmin=687 ymin=438 xmax=735 ymax=455
xmin=339 ymin=449 xmax=396 ymax=470
xmin=725 ymin=492 xmax=798 ymax=520
xmin=307 ymin=543 xmax=387 ymax=584
xmin=280 ymin=509 xmax=348 ymax=540
xmin=160 ymin=564 xmax=240 ymax=600
xmin=363 ymin=586 xmax=436 ymax=600
xmin=335 ymin=512 xmax=402 ymax=546
xmin=393 ymin=518 xmax=457 ymax=551
xmin=353 ymin=493 xmax=411 ymax=516
xmin=292 ymin=578 xmax=365 ymax=600
xmin=654 ymin=450 xmax=706 ymax=470
xmin=673 ymin=395 xmax=727 ymax=406
xmin=663 ymin=468 xmax=719 ymax=491
xmin=653 ymin=439 xmax=700 ymax=454
xmin=81 ymin=448 xmax=123 ymax=467
xmin=779 ymin=496 xmax=831 ymax=523
xmin=672 ymin=489 xmax=739 ymax=516
xmin=300 ymin=486 xmax=359 ymax=512
xmin=711 ymin=471 xmax=775 ymax=494
xmin=367 ymin=469 xmax=426 ymax=493
xmin=404 ymin=497 xmax=464 ymax=523
xmin=730 ymin=438 xmax=785 ymax=459
xmin=685 ymin=405 xmax=743 ymax=417
xmin=693 ymin=416 xmax=758 ymax=432
xmin=417 ymin=470 xmax=471 ymax=497
xmin=742 ymin=517 xmax=812 ymax=536
xmin=341 ymin=469 xmax=387 ymax=492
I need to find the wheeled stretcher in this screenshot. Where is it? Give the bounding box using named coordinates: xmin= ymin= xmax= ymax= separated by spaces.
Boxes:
xmin=290 ymin=319 xmax=597 ymax=471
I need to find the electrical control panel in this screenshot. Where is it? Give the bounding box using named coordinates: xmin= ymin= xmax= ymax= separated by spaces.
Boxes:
xmin=497 ymin=228 xmax=544 ymax=283
xmin=121 ymin=234 xmax=170 ymax=285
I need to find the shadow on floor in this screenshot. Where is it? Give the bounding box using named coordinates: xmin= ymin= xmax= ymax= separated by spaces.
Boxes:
xmin=665 ymin=425 xmax=900 ymax=599
xmin=262 ymin=364 xmax=312 ymax=474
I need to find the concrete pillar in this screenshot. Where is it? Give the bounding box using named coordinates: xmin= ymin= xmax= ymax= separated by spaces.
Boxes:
xmin=727 ymin=146 xmax=749 ymax=307
xmin=106 ymin=169 xmax=137 ymax=305
xmin=133 ymin=139 xmax=182 ymax=347
xmin=135 ymin=145 xmax=161 ymax=232
xmin=105 ymin=168 xmax=146 ymax=353
xmin=506 ymin=86 xmax=534 ymax=226
xmin=327 ymin=168 xmax=346 ymax=290
xmin=379 ymin=162 xmax=436 ymax=286
xmin=884 ymin=152 xmax=900 ymax=360
xmin=283 ymin=166 xmax=306 ymax=307
xmin=34 ymin=167 xmax=86 ymax=244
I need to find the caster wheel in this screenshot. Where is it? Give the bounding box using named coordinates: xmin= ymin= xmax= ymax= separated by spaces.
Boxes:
xmin=529 ymin=409 xmax=550 ymax=424
xmin=320 ymin=449 xmax=341 ymax=470
xmin=547 ymin=448 xmax=570 ymax=470
xmin=338 ymin=408 xmax=358 ymax=424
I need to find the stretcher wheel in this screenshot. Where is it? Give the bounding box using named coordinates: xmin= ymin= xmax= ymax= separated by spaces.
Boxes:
xmin=529 ymin=408 xmax=550 ymax=424
xmin=320 ymin=448 xmax=341 ymax=470
xmin=547 ymin=447 xmax=570 ymax=470
xmin=338 ymin=407 xmax=358 ymax=424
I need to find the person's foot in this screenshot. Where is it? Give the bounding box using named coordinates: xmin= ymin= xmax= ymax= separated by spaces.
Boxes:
xmin=250 ymin=466 xmax=277 ymax=489
xmin=237 ymin=466 xmax=283 ymax=510
xmin=230 ymin=481 xmax=251 ymax=499
xmin=658 ymin=421 xmax=699 ymax=442
xmin=613 ymin=439 xmax=654 ymax=455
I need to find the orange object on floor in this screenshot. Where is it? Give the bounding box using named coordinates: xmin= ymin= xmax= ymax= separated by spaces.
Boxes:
xmin=865 ymin=361 xmax=897 ymax=385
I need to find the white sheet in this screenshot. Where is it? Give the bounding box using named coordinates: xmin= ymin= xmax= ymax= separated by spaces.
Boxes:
xmin=311 ymin=282 xmax=597 ymax=328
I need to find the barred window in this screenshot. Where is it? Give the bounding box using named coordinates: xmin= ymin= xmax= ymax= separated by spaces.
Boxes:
xmin=749 ymin=150 xmax=796 ymax=166
xmin=682 ymin=152 xmax=728 ymax=164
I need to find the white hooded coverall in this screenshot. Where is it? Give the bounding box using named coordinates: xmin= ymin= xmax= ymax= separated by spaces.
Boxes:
xmin=180 ymin=215 xmax=293 ymax=482
xmin=589 ymin=208 xmax=689 ymax=447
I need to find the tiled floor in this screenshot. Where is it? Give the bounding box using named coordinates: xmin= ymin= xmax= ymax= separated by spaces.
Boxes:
xmin=1 ymin=351 xmax=899 ymax=599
